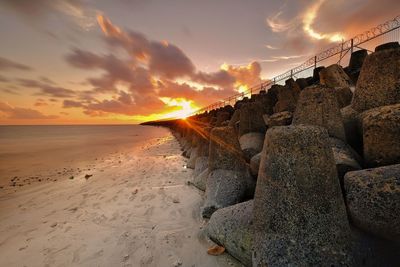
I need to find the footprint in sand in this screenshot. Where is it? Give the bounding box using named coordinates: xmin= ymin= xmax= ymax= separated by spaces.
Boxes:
xmin=141 ymin=193 xmax=156 ymax=202
xmin=144 ymin=206 xmax=154 ymax=216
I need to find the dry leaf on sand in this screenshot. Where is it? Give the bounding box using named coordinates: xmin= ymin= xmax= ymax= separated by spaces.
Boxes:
xmin=207 ymin=245 xmax=225 ymax=255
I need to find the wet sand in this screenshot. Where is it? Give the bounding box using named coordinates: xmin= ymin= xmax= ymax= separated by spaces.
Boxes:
xmin=0 ymin=131 xmax=242 ymax=266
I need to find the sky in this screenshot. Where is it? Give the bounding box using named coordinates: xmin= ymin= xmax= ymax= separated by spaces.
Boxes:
xmin=0 ymin=0 xmax=398 ymax=124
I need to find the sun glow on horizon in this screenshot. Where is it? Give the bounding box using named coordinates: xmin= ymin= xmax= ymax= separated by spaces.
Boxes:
xmin=159 ymin=97 xmax=199 ymax=119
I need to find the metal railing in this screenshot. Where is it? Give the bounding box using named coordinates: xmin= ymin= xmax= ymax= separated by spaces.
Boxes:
xmin=193 ymin=15 xmax=400 ymax=115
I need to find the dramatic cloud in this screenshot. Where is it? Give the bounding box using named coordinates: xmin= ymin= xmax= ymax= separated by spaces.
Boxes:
xmin=0 ymin=0 xmax=97 ymax=30
xmin=0 ymin=57 xmax=32 ymax=71
xmin=63 ymin=14 xmax=264 ymax=118
xmin=0 ymin=101 xmax=58 ymax=119
xmin=17 ymin=79 xmax=76 ymax=98
xmin=97 ymin=14 xmax=196 ymax=79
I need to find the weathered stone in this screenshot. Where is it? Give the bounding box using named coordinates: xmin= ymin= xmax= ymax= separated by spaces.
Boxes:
xmin=320 ymin=64 xmax=352 ymax=88
xmin=348 ymin=49 xmax=368 ymax=72
xmin=239 ymin=132 xmax=264 ymax=161
xmin=216 ymin=111 xmax=231 ymax=126
xmin=256 ymin=91 xmax=276 ymax=115
xmin=208 ymin=126 xmax=247 ymax=171
xmin=250 ymin=152 xmax=261 ymax=177
xmin=344 ymin=164 xmax=400 ymax=241
xmin=192 ymin=168 xmax=208 ymax=191
xmin=362 ymin=104 xmax=400 ymax=167
xmin=228 ymin=109 xmax=240 ymax=127
xmin=253 ymin=125 xmax=352 ymax=266
xmin=266 ymin=111 xmax=292 ymax=127
xmin=313 ymin=66 xmax=325 ymax=82
xmin=187 ymin=146 xmax=199 ymax=169
xmin=351 ymin=46 xmax=400 ymax=112
xmin=329 ymin=137 xmax=362 ymax=189
xmin=295 ymin=78 xmax=308 ymax=90
xmin=341 ymin=106 xmax=362 ymax=153
xmin=375 ymin=41 xmax=400 ymax=52
xmin=273 ymin=85 xmax=297 ymax=113
xmin=285 ymin=78 xmax=301 ymax=100
xmin=201 ymin=169 xmax=254 ymax=218
xmin=193 ymin=156 xmax=208 ymax=178
xmin=335 ymin=86 xmax=353 ymax=108
xmin=293 ymin=85 xmax=347 ymax=141
xmin=206 ymin=200 xmax=253 ymax=267
xmin=239 ymin=102 xmax=266 ymax=136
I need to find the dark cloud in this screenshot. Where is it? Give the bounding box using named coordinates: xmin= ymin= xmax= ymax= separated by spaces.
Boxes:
xmin=0 ymin=57 xmax=32 ymax=71
xmin=193 ymin=70 xmax=235 ymax=88
xmin=1 ymin=88 xmax=19 ymax=95
xmin=34 ymin=98 xmax=48 ymax=107
xmin=0 ymin=101 xmax=58 ymax=119
xmin=63 ymin=99 xmax=84 ymax=108
xmin=17 ymin=78 xmax=76 ymax=98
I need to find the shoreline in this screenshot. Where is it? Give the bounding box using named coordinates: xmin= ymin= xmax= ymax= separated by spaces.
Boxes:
xmin=0 ymin=130 xmax=241 ymax=267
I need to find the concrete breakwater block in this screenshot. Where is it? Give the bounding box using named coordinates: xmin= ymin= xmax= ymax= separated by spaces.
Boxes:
xmin=192 ymin=168 xmax=208 ymax=191
xmin=193 ymin=156 xmax=208 ymax=178
xmin=253 ymin=125 xmax=352 ymax=266
xmin=344 ymin=164 xmax=400 ymax=241
xmin=264 ymin=111 xmax=293 ymax=127
xmin=239 ymin=102 xmax=266 ymax=137
xmin=250 ymin=152 xmax=261 ymax=177
xmin=293 ymin=85 xmax=346 ymax=141
xmin=335 ymin=86 xmax=353 ymax=108
xmin=239 ymin=132 xmax=265 ymax=161
xmin=228 ymin=109 xmax=240 ymax=127
xmin=361 ymin=104 xmax=400 ymax=167
xmin=329 ymin=137 xmax=362 ymax=189
xmin=206 ymin=200 xmax=253 ymax=267
xmin=352 ymin=43 xmax=400 ymax=112
xmin=201 ymin=169 xmax=254 ymax=218
xmin=273 ymin=85 xmax=298 ymax=113
xmin=341 ymin=106 xmax=363 ymax=154
xmin=187 ymin=146 xmax=199 ymax=169
xmin=320 ymin=64 xmax=352 ymax=88
xmin=208 ymin=126 xmax=247 ymax=172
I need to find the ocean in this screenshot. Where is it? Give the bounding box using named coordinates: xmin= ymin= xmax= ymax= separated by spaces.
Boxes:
xmin=0 ymin=125 xmax=169 ymax=183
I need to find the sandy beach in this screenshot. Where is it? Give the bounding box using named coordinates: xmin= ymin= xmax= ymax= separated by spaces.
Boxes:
xmin=0 ymin=128 xmax=242 ymax=267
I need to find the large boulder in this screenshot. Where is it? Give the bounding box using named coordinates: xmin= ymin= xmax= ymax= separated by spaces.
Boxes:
xmin=320 ymin=64 xmax=352 ymax=88
xmin=293 ymin=85 xmax=347 ymax=141
xmin=351 ymin=44 xmax=400 ymax=112
xmin=239 ymin=102 xmax=266 ymax=136
xmin=253 ymin=125 xmax=352 ymax=266
xmin=206 ymin=200 xmax=253 ymax=267
xmin=362 ymin=104 xmax=400 ymax=167
xmin=192 ymin=168 xmax=208 ymax=191
xmin=208 ymin=126 xmax=247 ymax=172
xmin=344 ymin=164 xmax=400 ymax=241
xmin=215 ymin=111 xmax=231 ymax=126
xmin=201 ymin=169 xmax=254 ymax=218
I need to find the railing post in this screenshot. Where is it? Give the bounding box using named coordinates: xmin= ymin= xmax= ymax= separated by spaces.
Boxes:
xmin=350 ymin=38 xmax=354 ymax=54
xmin=290 ymin=69 xmax=293 ymax=79
xmin=314 ymin=56 xmax=317 ymax=69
